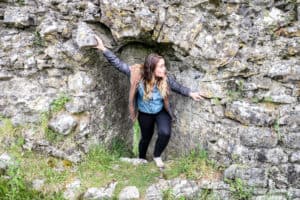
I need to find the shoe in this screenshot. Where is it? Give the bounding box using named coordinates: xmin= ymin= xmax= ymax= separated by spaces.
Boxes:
xmin=153 ymin=157 xmax=165 ymax=168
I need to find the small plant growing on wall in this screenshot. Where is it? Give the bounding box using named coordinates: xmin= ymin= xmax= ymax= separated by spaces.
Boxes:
xmin=40 ymin=93 xmax=72 ymax=142
xmin=224 ymin=177 xmax=254 ymax=200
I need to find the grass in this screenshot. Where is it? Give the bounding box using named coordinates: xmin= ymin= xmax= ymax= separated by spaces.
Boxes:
xmin=163 ymin=147 xmax=223 ymax=181
xmin=0 ymin=115 xmax=22 ymax=139
xmin=0 ymin=150 xmax=65 ymax=199
xmin=0 ymin=167 xmax=64 ymax=200
xmin=162 ymin=188 xmax=176 ymax=199
xmin=132 ymin=120 xmax=141 ymax=157
xmin=0 ymin=114 xmax=222 ymax=199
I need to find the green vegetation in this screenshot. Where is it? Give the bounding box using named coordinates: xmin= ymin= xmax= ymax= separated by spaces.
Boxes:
xmin=262 ymin=96 xmax=273 ymax=103
xmin=226 ymin=80 xmax=245 ymax=102
xmin=212 ymin=97 xmax=222 ymax=105
xmin=0 ymin=94 xmax=222 ymax=199
xmin=132 ymin=120 xmax=141 ymax=157
xmin=0 ymin=164 xmax=64 ymax=200
xmin=198 ymin=188 xmax=222 ymax=200
xmin=224 ymin=177 xmax=254 ymax=200
xmin=162 ymin=188 xmax=176 ymax=200
xmin=40 ymin=93 xmax=71 ymax=143
xmin=16 ymin=0 xmax=25 ymax=6
xmin=273 ymin=118 xmax=283 ymax=142
xmin=251 ymin=96 xmax=275 ymax=104
xmin=163 ymin=146 xmax=223 ymax=180
xmin=33 ymin=31 xmax=45 ymax=47
xmin=0 ymin=115 xmax=20 ymax=138
xmin=49 ymin=94 xmax=71 ymax=113
xmin=250 ymin=96 xmax=260 ymax=103
xmin=0 ymin=121 xmax=222 ymax=199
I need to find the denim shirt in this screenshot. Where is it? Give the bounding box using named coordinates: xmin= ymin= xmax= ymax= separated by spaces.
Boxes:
xmin=136 ymin=81 xmax=164 ymax=114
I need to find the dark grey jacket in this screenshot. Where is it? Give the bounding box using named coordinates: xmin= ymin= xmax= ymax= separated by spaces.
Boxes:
xmin=102 ymin=49 xmax=192 ymax=121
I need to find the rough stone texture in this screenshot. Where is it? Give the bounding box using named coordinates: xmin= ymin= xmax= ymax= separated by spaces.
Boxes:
xmin=0 ymin=153 xmax=14 ymax=175
xmin=224 ymin=164 xmax=268 ymax=188
xmin=145 ymin=178 xmax=202 ymax=200
xmin=48 ymin=113 xmax=77 ymax=135
xmin=119 ymin=157 xmax=148 ymax=165
xmin=32 ymin=179 xmax=45 ymax=191
xmin=119 ymin=186 xmax=140 ymax=200
xmin=239 ymin=126 xmax=278 ymax=148
xmin=63 ymin=179 xmax=81 ymax=200
xmin=225 ymin=100 xmax=276 ymax=126
xmin=83 ymin=181 xmax=117 ymax=200
xmin=75 ymin=21 xmax=98 ymax=49
xmin=0 ymin=0 xmax=299 ymax=198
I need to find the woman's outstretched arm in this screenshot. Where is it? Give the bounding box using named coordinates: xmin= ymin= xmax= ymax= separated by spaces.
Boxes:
xmin=167 ymin=74 xmax=204 ymax=101
xmin=93 ymin=35 xmax=130 ymax=77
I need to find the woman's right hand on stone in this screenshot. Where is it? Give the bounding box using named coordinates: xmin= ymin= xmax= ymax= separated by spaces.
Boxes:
xmin=93 ymin=35 xmax=107 ymax=51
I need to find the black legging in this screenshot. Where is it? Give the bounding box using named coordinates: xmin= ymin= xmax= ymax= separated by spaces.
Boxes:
xmin=137 ymin=108 xmax=172 ymax=159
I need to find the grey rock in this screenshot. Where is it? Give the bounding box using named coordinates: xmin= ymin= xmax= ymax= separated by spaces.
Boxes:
xmin=279 ymin=108 xmax=300 ymax=132
xmin=37 ymin=13 xmax=69 ymax=38
xmin=290 ymin=151 xmax=300 ymax=163
xmin=145 ymin=178 xmax=202 ymax=200
xmin=283 ymin=132 xmax=300 ymax=150
xmin=239 ymin=126 xmax=278 ymax=148
xmin=83 ymin=2 xmax=100 ymax=22
xmin=75 ymin=21 xmax=97 ymax=49
xmin=267 ymin=59 xmax=300 ymax=82
xmin=63 ymin=179 xmax=81 ymax=200
xmin=48 ymin=113 xmax=77 ymax=135
xmin=265 ymin=148 xmax=288 ymax=164
xmin=119 ymin=186 xmax=140 ymax=200
xmin=83 ymin=181 xmax=117 ymax=200
xmin=0 ymin=71 xmax=13 ymax=80
xmin=0 ymin=153 xmax=14 ymax=174
xmin=198 ymin=179 xmax=230 ymax=190
xmin=62 ymin=39 xmax=86 ymax=62
xmin=68 ymin=71 xmax=96 ymax=93
xmin=3 ymin=6 xmax=36 ymax=28
xmin=224 ymin=164 xmax=268 ymax=187
xmin=119 ymin=157 xmax=148 ymax=165
xmin=65 ymin=97 xmax=89 ymax=114
xmin=32 ymin=179 xmax=45 ymax=191
xmin=225 ymin=101 xmax=276 ymax=126
xmin=252 ymin=195 xmax=287 ymax=200
xmin=288 ymin=187 xmax=300 ymax=199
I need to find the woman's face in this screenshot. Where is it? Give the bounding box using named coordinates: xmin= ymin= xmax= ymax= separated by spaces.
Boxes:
xmin=154 ymin=58 xmax=166 ymax=78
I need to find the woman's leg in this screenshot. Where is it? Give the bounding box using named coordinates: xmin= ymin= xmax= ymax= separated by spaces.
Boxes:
xmin=153 ymin=108 xmax=172 ymax=157
xmin=137 ymin=111 xmax=156 ymax=159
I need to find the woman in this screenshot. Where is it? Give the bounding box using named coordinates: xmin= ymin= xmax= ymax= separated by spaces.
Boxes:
xmin=93 ymin=35 xmax=205 ymax=168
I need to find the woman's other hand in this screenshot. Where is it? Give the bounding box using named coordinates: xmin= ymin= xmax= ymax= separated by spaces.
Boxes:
xmin=93 ymin=35 xmax=107 ymax=51
xmin=189 ymin=91 xmax=205 ymax=101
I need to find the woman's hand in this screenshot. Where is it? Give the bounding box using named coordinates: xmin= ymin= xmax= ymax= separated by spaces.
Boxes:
xmin=189 ymin=91 xmax=205 ymax=101
xmin=93 ymin=35 xmax=107 ymax=51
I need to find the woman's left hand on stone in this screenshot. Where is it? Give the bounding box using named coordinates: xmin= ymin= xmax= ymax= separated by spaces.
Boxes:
xmin=189 ymin=91 xmax=205 ymax=101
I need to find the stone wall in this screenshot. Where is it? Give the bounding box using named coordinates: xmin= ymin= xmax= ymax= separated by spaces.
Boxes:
xmin=0 ymin=0 xmax=300 ymax=198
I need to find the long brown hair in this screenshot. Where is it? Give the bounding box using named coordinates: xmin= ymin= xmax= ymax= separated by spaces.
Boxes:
xmin=142 ymin=53 xmax=169 ymax=100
